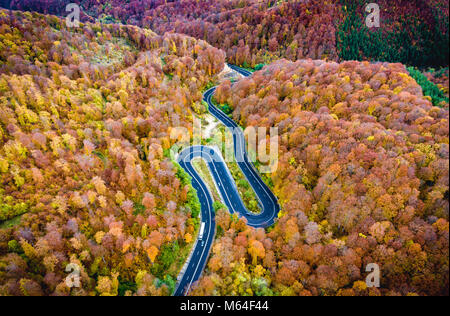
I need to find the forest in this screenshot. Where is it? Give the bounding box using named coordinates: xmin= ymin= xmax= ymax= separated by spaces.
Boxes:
xmin=212 ymin=59 xmax=448 ymax=296
xmin=0 ymin=8 xmax=225 ymax=295
xmin=4 ymin=1 xmax=448 ymax=67
xmin=0 ymin=1 xmax=448 ymax=296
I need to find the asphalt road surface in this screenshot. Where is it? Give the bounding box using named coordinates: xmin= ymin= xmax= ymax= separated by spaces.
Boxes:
xmin=173 ymin=65 xmax=280 ymax=296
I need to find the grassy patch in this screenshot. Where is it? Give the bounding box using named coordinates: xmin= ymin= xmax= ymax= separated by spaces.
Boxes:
xmin=173 ymin=161 xmax=201 ymax=219
xmin=206 ymin=99 xmax=262 ymax=214
xmin=219 ymin=126 xmax=262 ymax=214
xmin=192 ymin=158 xmax=223 ymax=204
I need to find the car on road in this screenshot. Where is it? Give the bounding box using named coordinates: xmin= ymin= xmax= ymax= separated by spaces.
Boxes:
xmin=174 ymin=65 xmax=280 ymax=296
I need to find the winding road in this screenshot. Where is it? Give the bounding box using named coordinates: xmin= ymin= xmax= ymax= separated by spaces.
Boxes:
xmin=173 ymin=65 xmax=280 ymax=296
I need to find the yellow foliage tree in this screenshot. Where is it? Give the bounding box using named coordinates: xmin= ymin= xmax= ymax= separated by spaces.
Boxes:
xmin=184 ymin=233 xmax=193 ymax=244
xmin=146 ymin=245 xmax=159 ymax=263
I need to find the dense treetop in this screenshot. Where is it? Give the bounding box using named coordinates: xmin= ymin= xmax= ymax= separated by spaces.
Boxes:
xmin=0 ymin=8 xmax=224 ymax=295
xmin=0 ymin=1 xmax=448 ymax=296
xmin=4 ymin=1 xmax=448 ymax=68
xmin=208 ymin=59 xmax=449 ymax=296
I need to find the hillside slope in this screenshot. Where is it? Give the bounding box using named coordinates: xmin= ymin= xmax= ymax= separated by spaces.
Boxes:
xmin=0 ymin=8 xmax=224 ymax=296
xmin=207 ymin=59 xmax=449 ymax=296
xmin=4 ymin=0 xmax=448 ymax=68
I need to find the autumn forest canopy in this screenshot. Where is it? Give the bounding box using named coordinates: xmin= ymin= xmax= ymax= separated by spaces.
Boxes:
xmin=0 ymin=0 xmax=448 ymax=297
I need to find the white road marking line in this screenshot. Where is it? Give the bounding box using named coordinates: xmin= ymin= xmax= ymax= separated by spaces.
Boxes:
xmin=175 ymin=66 xmax=280 ymax=295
